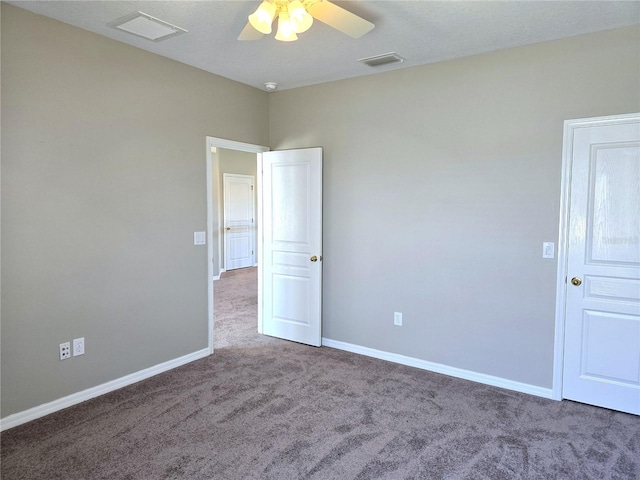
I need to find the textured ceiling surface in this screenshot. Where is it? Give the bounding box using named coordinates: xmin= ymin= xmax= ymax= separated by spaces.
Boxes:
xmin=8 ymin=1 xmax=640 ymax=91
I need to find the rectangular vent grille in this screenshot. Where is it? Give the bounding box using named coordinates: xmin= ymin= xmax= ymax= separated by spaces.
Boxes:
xmin=358 ymin=52 xmax=405 ymax=68
xmin=109 ymin=12 xmax=187 ymax=42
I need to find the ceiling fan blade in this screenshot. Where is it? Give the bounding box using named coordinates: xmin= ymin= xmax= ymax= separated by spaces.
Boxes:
xmin=307 ymin=0 xmax=374 ymax=38
xmin=238 ymin=22 xmax=264 ymax=41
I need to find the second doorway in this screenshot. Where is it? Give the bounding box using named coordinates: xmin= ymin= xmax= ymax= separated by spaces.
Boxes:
xmin=223 ymin=173 xmax=255 ymax=271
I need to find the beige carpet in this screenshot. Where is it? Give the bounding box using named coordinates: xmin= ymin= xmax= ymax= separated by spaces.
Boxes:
xmin=2 ymin=266 xmax=639 ymax=479
xmin=212 ymin=267 xmax=275 ymax=350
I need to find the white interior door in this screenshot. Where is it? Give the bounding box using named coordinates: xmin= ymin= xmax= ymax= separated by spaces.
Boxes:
xmin=562 ymin=114 xmax=640 ymax=415
xmin=224 ymin=174 xmax=254 ymax=271
xmin=261 ymin=148 xmax=322 ymax=346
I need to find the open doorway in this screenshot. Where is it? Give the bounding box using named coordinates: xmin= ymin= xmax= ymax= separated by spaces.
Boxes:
xmin=206 ymin=137 xmax=269 ymax=354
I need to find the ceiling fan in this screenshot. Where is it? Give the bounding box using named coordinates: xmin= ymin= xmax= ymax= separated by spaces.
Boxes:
xmin=238 ymin=0 xmax=375 ymax=42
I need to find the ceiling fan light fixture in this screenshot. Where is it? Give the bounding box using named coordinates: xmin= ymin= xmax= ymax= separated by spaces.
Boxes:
xmin=249 ymin=1 xmax=277 ymax=35
xmin=289 ymin=0 xmax=313 ymax=33
xmin=275 ymin=13 xmax=298 ymax=42
xmin=241 ymin=0 xmax=375 ymax=43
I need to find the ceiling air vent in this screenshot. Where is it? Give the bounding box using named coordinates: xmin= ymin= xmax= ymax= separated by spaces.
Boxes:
xmin=109 ymin=12 xmax=187 ymax=42
xmin=358 ymin=52 xmax=405 ymax=68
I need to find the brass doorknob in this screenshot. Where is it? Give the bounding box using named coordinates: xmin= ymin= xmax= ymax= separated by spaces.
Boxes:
xmin=571 ymin=277 xmax=582 ymax=286
xmin=226 ymin=227 xmax=231 ymax=231
xmin=310 ymin=255 xmax=318 ymax=262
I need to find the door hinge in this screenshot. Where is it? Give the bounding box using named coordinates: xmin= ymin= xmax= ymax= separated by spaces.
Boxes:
xmin=251 ymin=185 xmax=254 ymax=190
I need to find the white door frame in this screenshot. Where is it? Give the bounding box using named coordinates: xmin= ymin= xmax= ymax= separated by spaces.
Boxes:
xmin=206 ymin=137 xmax=269 ymax=354
xmin=551 ymin=112 xmax=639 ymax=400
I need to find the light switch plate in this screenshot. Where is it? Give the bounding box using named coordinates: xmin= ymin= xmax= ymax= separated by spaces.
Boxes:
xmin=194 ymin=231 xmax=206 ymax=245
xmin=542 ymin=242 xmax=555 ymax=259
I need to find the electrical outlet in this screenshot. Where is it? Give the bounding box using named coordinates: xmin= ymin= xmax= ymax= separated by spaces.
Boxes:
xmin=73 ymin=337 xmax=85 ymax=356
xmin=394 ymin=312 xmax=403 ymax=326
xmin=60 ymin=342 xmax=71 ymax=360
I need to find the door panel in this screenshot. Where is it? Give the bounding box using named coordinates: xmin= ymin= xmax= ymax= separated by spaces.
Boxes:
xmin=580 ymin=310 xmax=639 ymax=383
xmin=262 ymin=148 xmax=322 ymax=346
xmin=224 ymin=174 xmax=254 ymax=270
xmin=587 ymin=145 xmax=640 ymax=264
xmin=562 ymin=115 xmax=640 ymax=414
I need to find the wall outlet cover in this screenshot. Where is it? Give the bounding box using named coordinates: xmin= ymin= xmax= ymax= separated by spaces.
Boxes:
xmin=60 ymin=342 xmax=71 ymax=360
xmin=73 ymin=337 xmax=85 ymax=356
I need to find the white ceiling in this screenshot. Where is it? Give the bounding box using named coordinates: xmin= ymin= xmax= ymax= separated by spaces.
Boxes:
xmin=8 ymin=1 xmax=640 ymax=91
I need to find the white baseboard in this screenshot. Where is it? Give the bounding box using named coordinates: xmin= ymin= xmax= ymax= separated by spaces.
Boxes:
xmin=2 ymin=341 xmax=553 ymax=432
xmin=321 ymin=338 xmax=553 ymax=400
xmin=0 ymin=348 xmax=210 ymax=432
xmin=213 ymin=268 xmax=227 ymax=281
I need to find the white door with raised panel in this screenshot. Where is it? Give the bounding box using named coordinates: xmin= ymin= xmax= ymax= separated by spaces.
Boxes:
xmin=261 ymin=148 xmax=322 ymax=346
xmin=562 ymin=114 xmax=640 ymax=415
xmin=224 ymin=174 xmax=254 ymax=271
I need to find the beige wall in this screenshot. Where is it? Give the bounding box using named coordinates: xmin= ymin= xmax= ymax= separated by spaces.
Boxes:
xmin=219 ymin=148 xmax=258 ymax=178
xmin=0 ymin=4 xmax=268 ymax=417
xmin=218 ymin=148 xmax=258 ymax=270
xmin=269 ymin=26 xmax=640 ymax=389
